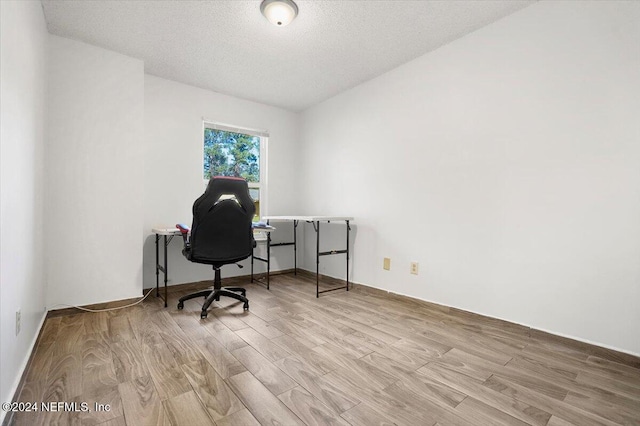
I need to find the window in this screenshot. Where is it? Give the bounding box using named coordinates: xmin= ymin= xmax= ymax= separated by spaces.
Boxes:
xmin=203 ymin=123 xmax=267 ymax=221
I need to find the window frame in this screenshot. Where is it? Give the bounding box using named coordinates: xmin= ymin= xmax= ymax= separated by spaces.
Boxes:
xmin=202 ymin=120 xmax=268 ymax=221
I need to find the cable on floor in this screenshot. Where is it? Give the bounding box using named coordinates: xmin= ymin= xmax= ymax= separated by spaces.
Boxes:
xmin=48 ymin=288 xmax=156 ymax=313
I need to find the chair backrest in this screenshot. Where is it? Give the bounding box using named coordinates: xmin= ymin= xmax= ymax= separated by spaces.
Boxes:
xmin=188 ymin=176 xmax=255 ymax=265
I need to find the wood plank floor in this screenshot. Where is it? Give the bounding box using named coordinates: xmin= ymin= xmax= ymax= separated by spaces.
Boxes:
xmin=8 ymin=274 xmax=640 ymax=426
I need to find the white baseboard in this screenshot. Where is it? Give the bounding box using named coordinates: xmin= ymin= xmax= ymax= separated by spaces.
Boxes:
xmin=0 ymin=311 xmax=48 ymax=425
xmin=311 ymin=273 xmax=640 ymax=359
xmin=365 ymin=283 xmax=640 ymax=358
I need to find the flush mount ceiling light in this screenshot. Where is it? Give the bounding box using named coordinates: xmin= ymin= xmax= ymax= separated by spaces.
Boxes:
xmin=260 ymin=0 xmax=298 ymax=27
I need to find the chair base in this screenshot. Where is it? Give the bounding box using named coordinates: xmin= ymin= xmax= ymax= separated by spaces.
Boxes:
xmin=176 ymin=267 xmax=249 ymax=318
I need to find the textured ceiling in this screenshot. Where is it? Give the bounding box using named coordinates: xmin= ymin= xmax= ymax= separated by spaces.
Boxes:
xmin=41 ymin=0 xmax=534 ymax=111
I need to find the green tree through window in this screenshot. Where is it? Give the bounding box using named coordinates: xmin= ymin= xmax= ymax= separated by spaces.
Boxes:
xmin=203 ymin=129 xmax=260 ymax=181
xmin=204 ymin=127 xmax=262 ymax=221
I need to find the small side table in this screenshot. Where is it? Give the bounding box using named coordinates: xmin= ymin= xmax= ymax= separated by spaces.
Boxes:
xmin=151 ymin=227 xmax=181 ymax=307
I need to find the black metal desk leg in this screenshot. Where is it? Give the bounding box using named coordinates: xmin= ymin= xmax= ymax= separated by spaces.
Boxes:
xmin=293 ymin=220 xmax=298 ymax=275
xmin=155 ymin=234 xmax=160 ymax=297
xmin=346 ymin=220 xmax=350 ymax=291
xmin=316 ymin=221 xmax=320 ymax=298
xmin=267 ymin=229 xmax=271 ymax=289
xmin=163 ymin=235 xmax=168 ymax=307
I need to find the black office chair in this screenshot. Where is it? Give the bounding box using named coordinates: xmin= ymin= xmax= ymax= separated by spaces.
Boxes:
xmin=176 ymin=176 xmax=255 ymax=318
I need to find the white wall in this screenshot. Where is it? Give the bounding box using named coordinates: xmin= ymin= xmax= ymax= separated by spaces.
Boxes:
xmin=46 ymin=36 xmax=145 ymax=308
xmin=0 ymin=0 xmax=48 ymax=415
xmin=143 ymin=75 xmax=300 ymax=288
xmin=299 ymin=1 xmax=640 ymax=355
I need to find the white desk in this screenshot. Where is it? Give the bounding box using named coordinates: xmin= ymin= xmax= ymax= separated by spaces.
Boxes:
xmin=262 ymin=216 xmax=354 ymax=297
xmin=152 ymin=225 xmax=275 ymax=308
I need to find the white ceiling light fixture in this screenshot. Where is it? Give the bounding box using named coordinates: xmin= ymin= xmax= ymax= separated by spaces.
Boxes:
xmin=260 ymin=0 xmax=298 ymax=27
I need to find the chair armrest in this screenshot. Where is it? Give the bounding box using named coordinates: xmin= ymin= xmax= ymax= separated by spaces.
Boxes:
xmin=176 ymin=223 xmax=190 ymax=234
xmin=176 ymin=223 xmax=191 ymax=249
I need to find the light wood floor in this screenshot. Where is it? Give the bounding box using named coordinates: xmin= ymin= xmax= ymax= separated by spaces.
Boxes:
xmin=8 ymin=273 xmax=640 ymax=426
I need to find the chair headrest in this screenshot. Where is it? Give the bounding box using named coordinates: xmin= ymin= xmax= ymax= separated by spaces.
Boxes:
xmin=202 ymin=176 xmax=255 ymax=216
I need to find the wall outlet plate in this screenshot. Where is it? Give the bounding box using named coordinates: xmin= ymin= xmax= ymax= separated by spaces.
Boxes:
xmin=383 ymin=257 xmax=391 ymax=270
xmin=410 ymin=262 xmax=419 ymax=275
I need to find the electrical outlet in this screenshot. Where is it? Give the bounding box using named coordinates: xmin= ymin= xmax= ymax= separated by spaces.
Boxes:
xmin=410 ymin=262 xmax=419 ymax=275
xmin=383 ymin=257 xmax=391 ymax=270
xmin=16 ymin=309 xmax=21 ymax=336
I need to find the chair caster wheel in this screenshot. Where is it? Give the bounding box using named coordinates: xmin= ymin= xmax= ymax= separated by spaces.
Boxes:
xmin=177 ymin=302 xmax=184 ymax=310
xmin=243 ymin=302 xmax=249 ymax=311
xmin=200 ymin=311 xmax=208 ymax=319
